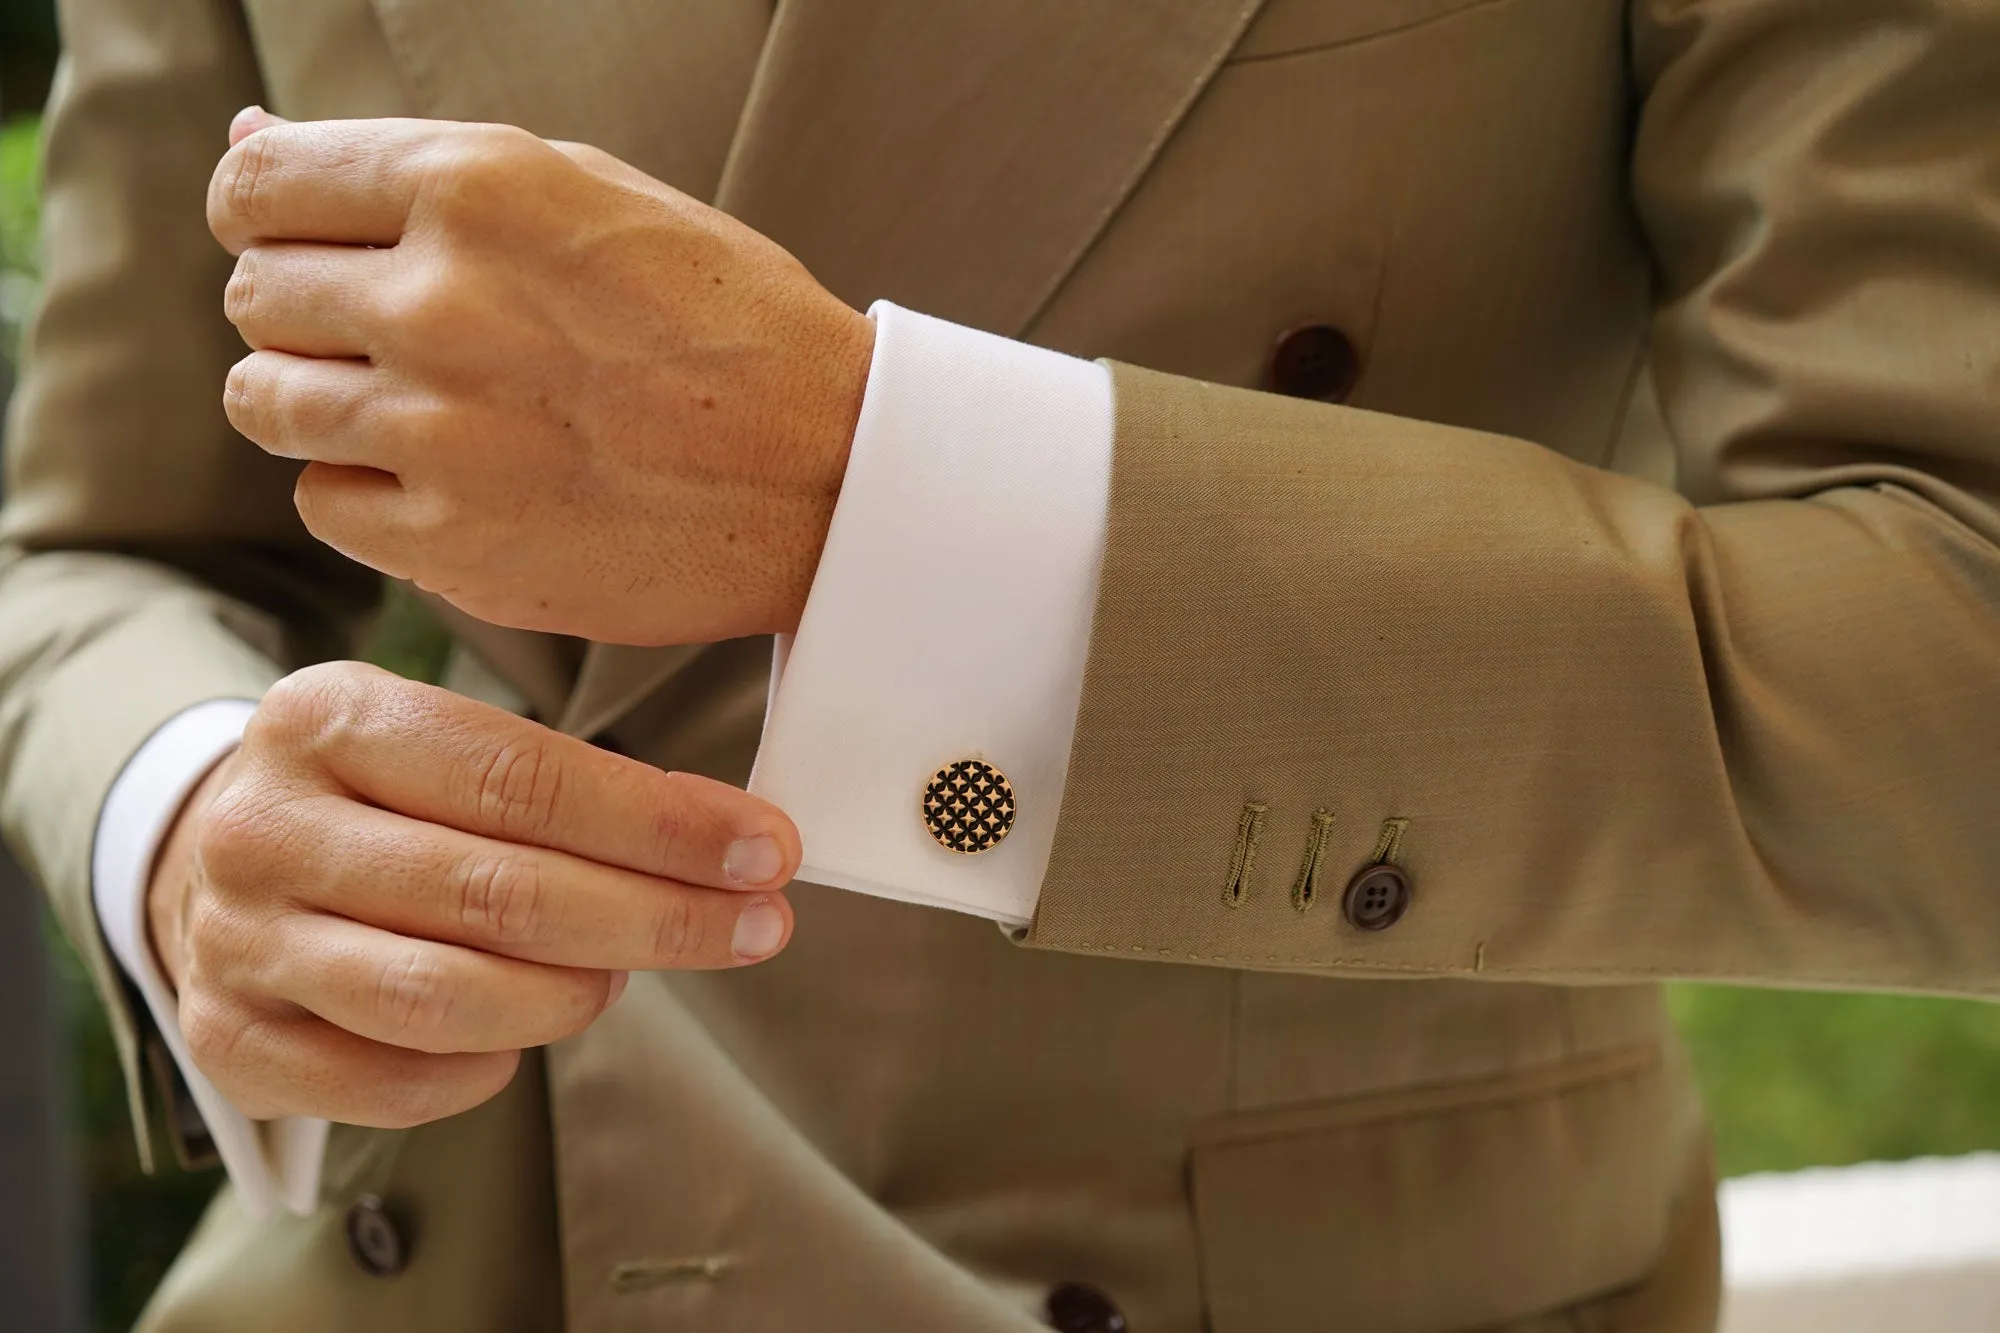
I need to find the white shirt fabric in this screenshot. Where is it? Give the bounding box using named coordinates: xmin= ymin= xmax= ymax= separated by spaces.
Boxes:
xmin=88 ymin=302 xmax=1114 ymax=1217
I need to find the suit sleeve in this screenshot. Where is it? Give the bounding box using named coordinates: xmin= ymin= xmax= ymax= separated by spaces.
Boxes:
xmin=1024 ymin=0 xmax=2000 ymax=996
xmin=0 ymin=0 xmax=379 ymax=1170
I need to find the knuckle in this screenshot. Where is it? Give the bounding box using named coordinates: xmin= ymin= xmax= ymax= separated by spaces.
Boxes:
xmin=383 ymin=276 xmax=461 ymax=348
xmin=223 ymin=253 xmax=259 ymax=325
xmin=646 ymin=893 xmax=703 ymax=966
xmin=376 ymin=1052 xmax=514 ymax=1130
xmin=227 ymin=133 xmax=280 ymax=228
xmin=181 ymin=891 xmax=226 ymax=961
xmin=397 ymin=482 xmax=458 ymax=544
xmin=451 ymin=850 xmax=547 ymax=947
xmin=640 ymin=776 xmax=690 ymax=872
xmin=194 ymin=783 xmax=288 ymax=887
xmin=375 ymin=948 xmax=457 ymax=1044
xmin=179 ymin=989 xmax=254 ymax=1078
xmin=181 ymin=894 xmax=238 ymax=976
xmin=463 ymin=122 xmax=543 ymax=175
xmin=419 ymin=125 xmax=546 ymax=223
xmin=640 ymin=806 xmax=683 ymax=880
xmin=193 ymin=783 xmax=260 ymax=868
xmin=385 ymin=394 xmax=457 ymax=459
xmin=472 ymin=739 xmax=563 ymax=839
xmin=552 ymin=140 xmax=620 ymax=179
xmin=256 ymin=662 xmax=376 ymax=758
xmin=223 ymin=355 xmax=267 ymax=437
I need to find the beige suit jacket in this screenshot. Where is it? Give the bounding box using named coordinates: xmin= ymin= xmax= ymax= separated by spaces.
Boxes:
xmin=5 ymin=0 xmax=1996 ymax=1329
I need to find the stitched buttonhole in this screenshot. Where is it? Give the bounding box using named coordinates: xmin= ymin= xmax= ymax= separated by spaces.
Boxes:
xmin=1223 ymin=802 xmax=1268 ymax=907
xmin=1292 ymin=809 xmax=1337 ymax=913
xmin=1370 ymin=816 xmax=1411 ymax=866
xmin=610 ymin=1256 xmax=732 ymax=1293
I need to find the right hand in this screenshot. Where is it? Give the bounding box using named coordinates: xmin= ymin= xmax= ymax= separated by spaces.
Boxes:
xmin=146 ymin=660 xmax=800 ymax=1127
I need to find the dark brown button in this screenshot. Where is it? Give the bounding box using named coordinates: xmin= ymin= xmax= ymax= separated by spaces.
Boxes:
xmin=1044 ymin=1282 xmax=1126 ymax=1333
xmin=345 ymin=1194 xmax=409 ymax=1278
xmin=1342 ymin=863 xmax=1411 ymax=931
xmin=1269 ymin=323 xmax=1360 ymax=402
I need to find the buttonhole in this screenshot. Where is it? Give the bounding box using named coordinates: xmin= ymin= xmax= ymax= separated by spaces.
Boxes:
xmin=1292 ymin=809 xmax=1337 ymax=913
xmin=1223 ymin=802 xmax=1267 ymax=907
xmin=1369 ymin=816 xmax=1411 ymax=866
xmin=610 ymin=1255 xmax=733 ymax=1293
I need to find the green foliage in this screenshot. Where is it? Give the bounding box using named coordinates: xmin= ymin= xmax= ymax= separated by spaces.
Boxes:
xmin=1670 ymin=983 xmax=2000 ymax=1177
xmin=365 ymin=582 xmax=456 ymax=684
xmin=0 ymin=116 xmax=35 ymax=258
xmin=2 ymin=114 xmax=41 ymax=361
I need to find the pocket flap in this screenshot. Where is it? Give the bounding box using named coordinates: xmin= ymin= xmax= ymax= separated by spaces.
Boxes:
xmin=1190 ymin=1044 xmax=1695 ymax=1332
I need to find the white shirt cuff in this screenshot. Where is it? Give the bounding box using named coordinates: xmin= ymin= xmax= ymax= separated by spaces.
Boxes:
xmin=750 ymin=302 xmax=1114 ymax=928
xmin=92 ymin=698 xmax=328 ymax=1219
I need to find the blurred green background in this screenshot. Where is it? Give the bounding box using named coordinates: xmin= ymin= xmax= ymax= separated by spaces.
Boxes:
xmin=5 ymin=19 xmax=2000 ymax=1332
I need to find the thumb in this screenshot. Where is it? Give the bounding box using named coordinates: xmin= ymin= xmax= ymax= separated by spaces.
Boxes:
xmin=229 ymin=105 xmax=291 ymax=147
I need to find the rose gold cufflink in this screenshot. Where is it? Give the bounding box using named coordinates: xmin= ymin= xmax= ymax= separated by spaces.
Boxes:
xmin=922 ymin=759 xmax=1016 ymax=854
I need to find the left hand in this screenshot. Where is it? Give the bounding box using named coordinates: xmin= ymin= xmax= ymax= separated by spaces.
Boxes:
xmin=208 ymin=108 xmax=875 ymax=646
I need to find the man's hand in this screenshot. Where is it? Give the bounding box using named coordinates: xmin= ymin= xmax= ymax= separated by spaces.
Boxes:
xmin=207 ymin=109 xmax=875 ymax=646
xmin=147 ymin=661 xmax=799 ymax=1127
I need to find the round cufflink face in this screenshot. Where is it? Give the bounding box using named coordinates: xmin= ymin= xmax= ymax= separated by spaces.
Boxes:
xmin=922 ymin=759 xmax=1017 ymax=854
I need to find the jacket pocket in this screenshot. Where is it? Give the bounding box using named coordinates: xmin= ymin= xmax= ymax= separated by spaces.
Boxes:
xmin=1189 ymin=1042 xmax=1689 ymax=1333
xmin=1227 ymin=0 xmax=1508 ymax=62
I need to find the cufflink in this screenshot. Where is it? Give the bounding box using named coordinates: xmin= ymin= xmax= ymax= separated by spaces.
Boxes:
xmin=922 ymin=759 xmax=1016 ymax=854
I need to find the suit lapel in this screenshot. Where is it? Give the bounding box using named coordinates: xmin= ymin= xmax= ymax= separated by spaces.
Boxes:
xmin=377 ymin=0 xmax=1268 ymax=738
xmin=365 ymin=0 xmax=771 ymax=199
xmin=716 ymin=0 xmax=1268 ymax=334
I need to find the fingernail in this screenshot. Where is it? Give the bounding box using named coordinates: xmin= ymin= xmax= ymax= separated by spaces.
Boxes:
xmin=723 ymin=835 xmax=784 ymax=887
xmin=731 ymin=899 xmax=786 ymax=961
xmin=606 ymin=971 xmax=629 ymax=1006
xmin=228 ymin=106 xmax=272 ymax=147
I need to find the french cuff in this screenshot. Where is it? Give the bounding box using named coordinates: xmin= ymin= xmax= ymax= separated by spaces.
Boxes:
xmin=750 ymin=302 xmax=1113 ymax=929
xmin=92 ymin=698 xmax=328 ymax=1220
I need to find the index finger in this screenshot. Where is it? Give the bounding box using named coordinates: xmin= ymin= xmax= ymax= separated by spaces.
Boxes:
xmin=256 ymin=664 xmax=802 ymax=892
xmin=207 ymin=116 xmax=445 ymax=255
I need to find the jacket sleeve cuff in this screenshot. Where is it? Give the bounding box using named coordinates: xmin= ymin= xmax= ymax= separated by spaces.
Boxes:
xmin=93 ymin=698 xmax=328 ymax=1219
xmin=750 ymin=302 xmax=1113 ymax=928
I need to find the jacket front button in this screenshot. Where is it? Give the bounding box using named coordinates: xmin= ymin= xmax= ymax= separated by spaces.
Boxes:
xmin=1342 ymin=863 xmax=1412 ymax=931
xmin=345 ymin=1194 xmax=410 ymax=1278
xmin=1268 ymin=323 xmax=1360 ymax=402
xmin=1043 ymin=1281 xmax=1127 ymax=1333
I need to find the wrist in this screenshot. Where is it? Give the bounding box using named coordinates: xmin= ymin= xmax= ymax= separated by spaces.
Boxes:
xmin=769 ymin=303 xmax=875 ymax=634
